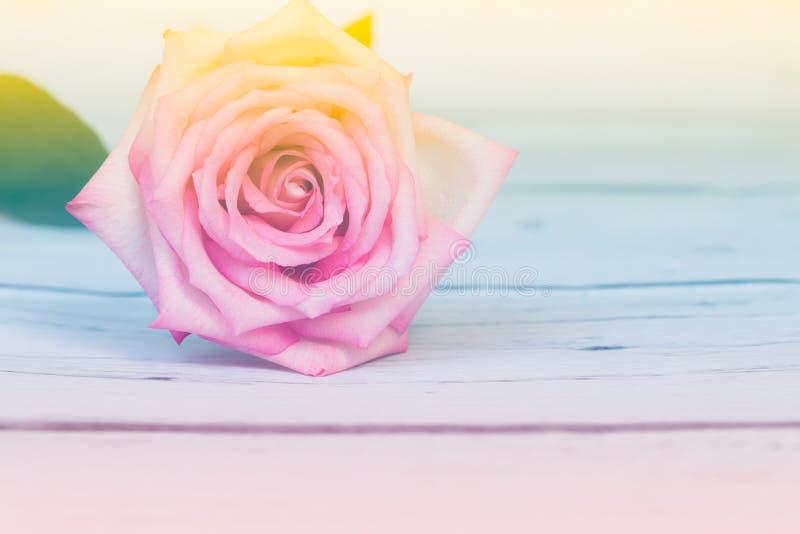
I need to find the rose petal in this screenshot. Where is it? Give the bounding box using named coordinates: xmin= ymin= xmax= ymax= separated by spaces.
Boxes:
xmin=148 ymin=220 xmax=300 ymax=347
xmin=157 ymin=30 xmax=231 ymax=95
xmin=66 ymin=69 xmax=162 ymax=302
xmin=412 ymin=113 xmax=518 ymax=237
xmin=289 ymin=216 xmax=465 ymax=347
xmin=257 ymin=325 xmax=409 ymax=377
xmin=222 ymin=0 xmax=404 ymax=83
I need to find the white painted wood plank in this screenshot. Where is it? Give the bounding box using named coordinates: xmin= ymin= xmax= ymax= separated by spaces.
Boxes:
xmin=2 ymin=431 xmax=799 ymax=533
xmin=1 ymin=282 xmax=797 ymax=424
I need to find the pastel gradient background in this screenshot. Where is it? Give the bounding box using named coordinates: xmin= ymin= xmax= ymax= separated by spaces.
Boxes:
xmin=4 ymin=0 xmax=799 ymax=145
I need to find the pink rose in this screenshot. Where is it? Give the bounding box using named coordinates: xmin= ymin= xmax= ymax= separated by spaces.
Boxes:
xmin=67 ymin=0 xmax=516 ymax=376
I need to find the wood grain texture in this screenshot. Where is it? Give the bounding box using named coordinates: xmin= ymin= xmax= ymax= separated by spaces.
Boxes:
xmin=1 ymin=282 xmax=799 ymax=425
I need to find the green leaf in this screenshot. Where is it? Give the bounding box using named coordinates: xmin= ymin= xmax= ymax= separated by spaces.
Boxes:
xmin=0 ymin=75 xmax=107 ymax=226
xmin=344 ymin=13 xmax=373 ymax=48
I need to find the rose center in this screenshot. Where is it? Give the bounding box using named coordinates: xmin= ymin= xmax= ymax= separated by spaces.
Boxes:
xmin=278 ymin=171 xmax=315 ymax=203
xmin=229 ymin=149 xmax=328 ymax=234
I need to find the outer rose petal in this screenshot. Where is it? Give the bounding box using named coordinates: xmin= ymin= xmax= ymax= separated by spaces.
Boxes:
xmin=222 ymin=0 xmax=403 ymax=83
xmin=66 ymin=69 xmax=162 ymax=302
xmin=129 ymin=31 xmax=231 ymax=179
xmin=157 ymin=30 xmax=231 ymax=94
xmin=147 ymin=222 xmax=299 ymax=352
xmin=412 ymin=113 xmax=518 ymax=237
xmin=289 ymin=216 xmax=467 ymax=348
xmin=255 ymin=326 xmax=409 ymax=377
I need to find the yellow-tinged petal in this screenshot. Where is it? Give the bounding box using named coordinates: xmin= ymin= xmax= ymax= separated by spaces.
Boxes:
xmin=412 ymin=113 xmax=518 ymax=237
xmin=157 ymin=30 xmax=232 ymax=95
xmin=344 ymin=13 xmax=372 ymax=48
xmin=222 ymin=0 xmax=402 ymax=82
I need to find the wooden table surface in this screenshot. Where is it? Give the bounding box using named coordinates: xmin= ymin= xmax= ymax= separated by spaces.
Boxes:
xmin=1 ymin=122 xmax=799 ymax=532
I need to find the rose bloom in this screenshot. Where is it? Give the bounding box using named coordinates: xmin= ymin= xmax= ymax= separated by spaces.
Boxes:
xmin=67 ymin=0 xmax=516 ymax=376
